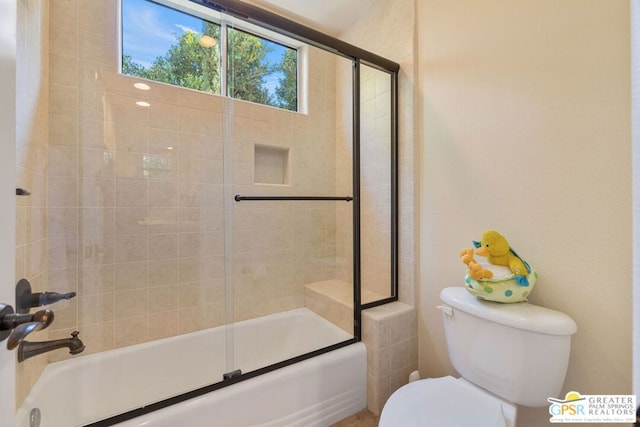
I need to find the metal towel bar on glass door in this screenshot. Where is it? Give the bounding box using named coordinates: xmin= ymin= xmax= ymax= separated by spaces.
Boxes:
xmin=234 ymin=195 xmax=353 ymax=202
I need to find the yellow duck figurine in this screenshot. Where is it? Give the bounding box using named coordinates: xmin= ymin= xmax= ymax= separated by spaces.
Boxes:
xmin=460 ymin=230 xmax=531 ymax=286
xmin=475 ymin=230 xmax=528 ymax=277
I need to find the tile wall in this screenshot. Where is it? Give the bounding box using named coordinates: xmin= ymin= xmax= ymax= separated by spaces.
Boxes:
xmin=335 ymin=59 xmax=394 ymax=300
xmin=339 ymin=0 xmax=417 ymax=414
xmin=360 ymin=65 xmax=393 ymax=298
xmin=304 ymin=281 xmax=418 ymax=415
xmin=16 ymin=0 xmax=402 ymax=410
xmin=362 ymin=303 xmax=417 ymax=415
xmin=44 ymin=0 xmax=344 ymax=365
xmin=341 ymin=0 xmax=416 ymax=307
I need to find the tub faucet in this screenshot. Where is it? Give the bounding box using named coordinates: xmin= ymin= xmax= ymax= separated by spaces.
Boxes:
xmin=18 ymin=331 xmax=85 ymax=362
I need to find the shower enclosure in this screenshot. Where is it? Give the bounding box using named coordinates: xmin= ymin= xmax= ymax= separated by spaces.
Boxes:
xmin=13 ymin=0 xmax=399 ymax=424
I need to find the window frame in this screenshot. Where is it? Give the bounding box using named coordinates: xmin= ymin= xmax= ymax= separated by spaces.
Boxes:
xmin=120 ymin=0 xmax=304 ymax=112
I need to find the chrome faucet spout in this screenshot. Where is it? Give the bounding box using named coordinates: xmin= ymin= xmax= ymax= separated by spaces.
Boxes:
xmin=18 ymin=331 xmax=85 ymax=362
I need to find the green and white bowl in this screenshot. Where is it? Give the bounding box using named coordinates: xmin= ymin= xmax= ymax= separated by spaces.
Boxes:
xmin=464 ymin=263 xmax=537 ymax=303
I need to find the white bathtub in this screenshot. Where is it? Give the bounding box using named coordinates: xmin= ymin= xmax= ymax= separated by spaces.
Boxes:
xmin=16 ymin=308 xmax=366 ymax=427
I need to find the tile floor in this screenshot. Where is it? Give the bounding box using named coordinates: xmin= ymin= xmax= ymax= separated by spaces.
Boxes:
xmin=332 ymin=409 xmax=379 ymax=427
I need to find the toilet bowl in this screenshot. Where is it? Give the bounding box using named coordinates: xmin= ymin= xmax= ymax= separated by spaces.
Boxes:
xmin=379 ymin=376 xmax=516 ymax=427
xmin=379 ymin=287 xmax=577 ymax=426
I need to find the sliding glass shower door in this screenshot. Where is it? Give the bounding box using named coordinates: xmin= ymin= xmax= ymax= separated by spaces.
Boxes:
xmin=224 ymin=30 xmax=357 ymax=377
xmin=13 ymin=0 xmax=397 ymax=425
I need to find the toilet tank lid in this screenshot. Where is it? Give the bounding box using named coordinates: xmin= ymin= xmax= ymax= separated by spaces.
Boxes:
xmin=440 ymin=287 xmax=577 ymax=336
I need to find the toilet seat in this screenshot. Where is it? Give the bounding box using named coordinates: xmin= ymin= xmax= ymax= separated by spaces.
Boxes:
xmin=379 ymin=376 xmax=512 ymax=427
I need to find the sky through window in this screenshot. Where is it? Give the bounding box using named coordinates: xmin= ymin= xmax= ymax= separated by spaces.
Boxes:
xmin=122 ymin=0 xmax=295 ymax=107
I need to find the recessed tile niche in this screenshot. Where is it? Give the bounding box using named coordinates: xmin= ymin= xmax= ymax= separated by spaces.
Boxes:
xmin=254 ymin=144 xmax=290 ymax=185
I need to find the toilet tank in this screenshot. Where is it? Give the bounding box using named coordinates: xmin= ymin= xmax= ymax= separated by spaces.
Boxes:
xmin=439 ymin=287 xmax=577 ymax=407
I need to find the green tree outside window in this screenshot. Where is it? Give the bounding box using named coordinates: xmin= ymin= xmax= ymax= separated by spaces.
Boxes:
xmin=122 ymin=0 xmax=298 ymax=111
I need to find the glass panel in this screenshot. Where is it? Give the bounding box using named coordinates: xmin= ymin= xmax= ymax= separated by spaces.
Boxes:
xmin=13 ymin=0 xmax=397 ymax=424
xmin=121 ymin=0 xmax=222 ymax=94
xmin=228 ymin=44 xmax=355 ymax=376
xmin=360 ymin=64 xmax=393 ymax=303
xmin=226 ymin=27 xmax=298 ymax=111
xmin=34 ymin=1 xmax=231 ymax=423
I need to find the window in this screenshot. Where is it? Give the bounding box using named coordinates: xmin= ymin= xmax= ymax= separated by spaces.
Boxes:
xmin=121 ymin=0 xmax=299 ymax=111
xmin=227 ymin=28 xmax=297 ymax=111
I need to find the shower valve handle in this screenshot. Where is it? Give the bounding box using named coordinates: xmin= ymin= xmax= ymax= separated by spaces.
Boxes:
xmin=22 ymin=290 xmax=77 ymax=310
xmin=16 ymin=278 xmax=76 ymax=313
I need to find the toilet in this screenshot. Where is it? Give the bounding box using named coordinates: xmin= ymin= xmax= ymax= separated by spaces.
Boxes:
xmin=379 ymin=287 xmax=577 ymax=427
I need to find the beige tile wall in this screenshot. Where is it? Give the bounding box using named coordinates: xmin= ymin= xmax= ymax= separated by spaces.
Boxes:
xmin=17 ymin=0 xmax=400 ymax=410
xmin=347 ymin=0 xmax=415 ymax=307
xmin=362 ymin=303 xmax=417 ymax=415
xmin=304 ymin=282 xmax=418 ymax=415
xmin=360 ymin=65 xmax=393 ymax=298
xmin=337 ymin=0 xmax=415 ymax=304
xmin=338 ymin=0 xmax=417 ymax=414
xmin=44 ymin=0 xmax=344 ymax=363
xmin=335 ymin=59 xmax=398 ymax=302
xmin=334 ymin=57 xmax=354 ymax=284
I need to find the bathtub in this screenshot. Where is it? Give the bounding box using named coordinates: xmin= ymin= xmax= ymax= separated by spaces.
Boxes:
xmin=17 ymin=308 xmax=366 ymax=427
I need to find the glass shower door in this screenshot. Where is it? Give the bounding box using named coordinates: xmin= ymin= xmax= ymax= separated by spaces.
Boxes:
xmin=359 ymin=64 xmax=397 ymax=306
xmin=15 ymin=0 xmax=236 ymax=424
xmin=13 ymin=0 xmax=397 ymax=424
xmin=225 ymin=37 xmax=357 ymax=377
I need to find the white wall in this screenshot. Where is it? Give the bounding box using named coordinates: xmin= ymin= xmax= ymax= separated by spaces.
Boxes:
xmin=15 ymin=0 xmax=50 ymax=405
xmin=417 ymin=1 xmax=632 ymax=426
xmin=0 ymin=0 xmax=17 ymax=422
xmin=633 ymin=0 xmax=640 ymax=400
